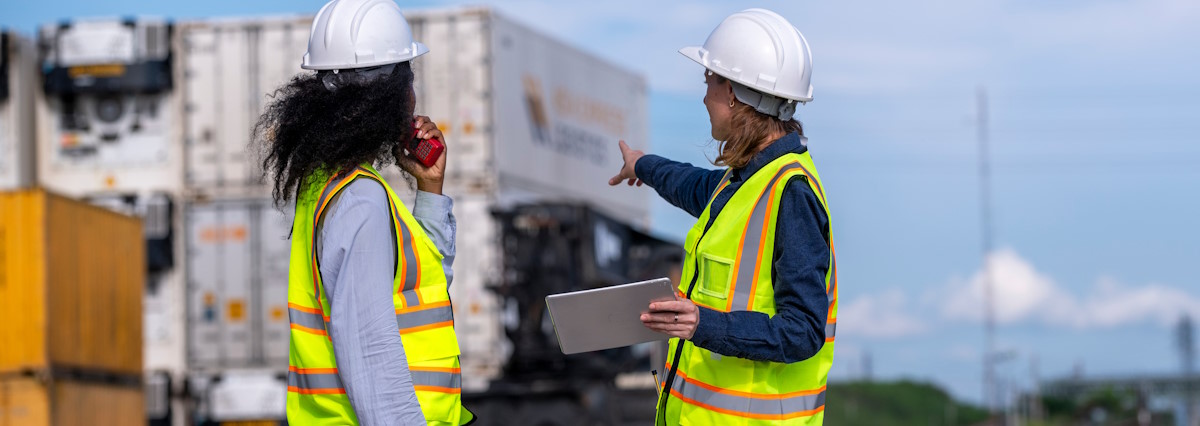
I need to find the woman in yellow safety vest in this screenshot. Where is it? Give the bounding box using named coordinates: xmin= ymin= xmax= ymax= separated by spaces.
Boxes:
xmin=255 ymin=0 xmax=473 ymax=424
xmin=610 ymin=9 xmax=838 ymax=426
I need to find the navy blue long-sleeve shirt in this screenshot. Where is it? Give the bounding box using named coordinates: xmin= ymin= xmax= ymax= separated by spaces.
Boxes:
xmin=635 ymin=132 xmax=831 ymax=364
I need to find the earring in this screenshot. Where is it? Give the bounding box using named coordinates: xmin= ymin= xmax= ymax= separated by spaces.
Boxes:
xmin=729 ymin=99 xmax=735 ymax=108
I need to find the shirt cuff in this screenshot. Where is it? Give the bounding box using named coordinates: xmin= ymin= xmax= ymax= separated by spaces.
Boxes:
xmin=633 ymin=154 xmax=667 ymax=185
xmin=413 ymin=190 xmax=454 ymax=222
xmin=690 ymin=306 xmax=727 ymax=347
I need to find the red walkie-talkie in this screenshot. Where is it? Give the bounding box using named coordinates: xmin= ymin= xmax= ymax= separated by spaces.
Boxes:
xmin=407 ymin=128 xmax=445 ymax=168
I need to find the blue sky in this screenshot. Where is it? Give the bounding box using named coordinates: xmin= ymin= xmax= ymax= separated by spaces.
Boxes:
xmin=6 ymin=0 xmax=1199 ymax=405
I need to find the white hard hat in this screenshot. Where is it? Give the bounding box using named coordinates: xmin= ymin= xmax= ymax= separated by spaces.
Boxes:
xmin=681 ymin=8 xmax=813 ymax=119
xmin=302 ymin=0 xmax=428 ymax=70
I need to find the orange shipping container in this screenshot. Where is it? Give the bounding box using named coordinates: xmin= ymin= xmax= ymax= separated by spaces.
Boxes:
xmin=0 ymin=376 xmax=143 ymax=426
xmin=0 ymin=189 xmax=144 ymax=375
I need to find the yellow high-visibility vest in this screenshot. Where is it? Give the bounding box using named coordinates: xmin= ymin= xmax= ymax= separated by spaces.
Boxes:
xmin=286 ymin=164 xmax=473 ymax=425
xmin=657 ymin=151 xmax=838 ymax=425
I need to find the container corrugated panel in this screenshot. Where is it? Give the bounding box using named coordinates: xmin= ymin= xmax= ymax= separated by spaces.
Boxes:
xmin=185 ymin=198 xmax=292 ymax=368
xmin=401 ymin=11 xmax=495 ymax=191
xmin=0 ymin=377 xmax=143 ymax=426
xmin=257 ymin=203 xmax=293 ymax=363
xmin=180 ymin=18 xmax=311 ymax=190
xmin=447 ymin=195 xmax=507 ymax=391
xmin=0 ymin=32 xmax=37 ymax=191
xmin=0 ymin=189 xmax=145 ymax=375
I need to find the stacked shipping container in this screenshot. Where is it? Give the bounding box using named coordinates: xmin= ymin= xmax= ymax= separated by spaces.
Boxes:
xmin=0 ymin=190 xmax=145 ymax=424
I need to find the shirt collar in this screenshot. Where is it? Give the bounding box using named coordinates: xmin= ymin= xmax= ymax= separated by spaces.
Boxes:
xmin=731 ymin=132 xmax=808 ymax=182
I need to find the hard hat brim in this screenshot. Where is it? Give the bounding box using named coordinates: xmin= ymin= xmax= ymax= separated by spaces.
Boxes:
xmin=301 ymin=41 xmax=430 ymax=70
xmin=679 ymin=46 xmax=812 ymax=103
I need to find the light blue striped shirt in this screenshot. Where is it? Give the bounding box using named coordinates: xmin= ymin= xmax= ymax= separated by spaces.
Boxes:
xmin=317 ymin=179 xmax=456 ymax=426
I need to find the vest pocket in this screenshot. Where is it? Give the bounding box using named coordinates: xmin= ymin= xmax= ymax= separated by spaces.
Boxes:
xmin=697 ymin=253 xmax=734 ymax=300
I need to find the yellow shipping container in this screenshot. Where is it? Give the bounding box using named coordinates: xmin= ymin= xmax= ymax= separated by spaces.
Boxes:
xmin=0 ymin=189 xmax=144 ymax=375
xmin=0 ymin=376 xmax=143 ymax=426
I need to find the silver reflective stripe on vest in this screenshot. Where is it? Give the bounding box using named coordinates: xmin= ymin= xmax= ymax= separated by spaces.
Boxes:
xmin=790 ymin=161 xmax=837 ymax=305
xmin=671 ymin=374 xmax=826 ymax=417
xmin=729 ymin=162 xmax=805 ymax=312
xmin=289 ymin=370 xmax=345 ymax=392
xmin=711 ymin=170 xmax=733 ymax=202
xmin=315 ymin=171 xmax=352 ymax=216
xmin=380 ymin=184 xmax=423 ymax=308
xmin=826 ymin=321 xmax=836 ymax=340
xmin=289 ymin=307 xmax=329 ymax=332
xmin=828 ymin=257 xmax=838 ymax=304
xmin=411 ymin=369 xmax=462 ymax=390
xmin=396 ymin=304 xmax=454 ymax=332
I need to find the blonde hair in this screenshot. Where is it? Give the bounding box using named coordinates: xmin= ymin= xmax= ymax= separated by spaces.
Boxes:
xmin=714 ymin=99 xmax=803 ymax=169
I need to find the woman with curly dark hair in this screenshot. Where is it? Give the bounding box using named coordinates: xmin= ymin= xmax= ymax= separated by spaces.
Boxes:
xmin=256 ymin=0 xmax=473 ymax=424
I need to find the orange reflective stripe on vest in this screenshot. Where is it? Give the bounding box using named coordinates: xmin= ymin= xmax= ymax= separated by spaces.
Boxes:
xmin=396 ymin=301 xmax=455 ymax=334
xmin=288 ymin=367 xmax=345 ymax=395
xmin=410 ymin=366 xmax=463 ymax=394
xmin=289 ymin=303 xmax=330 ymax=336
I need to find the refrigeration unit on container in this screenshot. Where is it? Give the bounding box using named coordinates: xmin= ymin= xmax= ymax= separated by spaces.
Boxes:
xmin=0 ymin=32 xmax=37 ymax=191
xmin=36 ymin=18 xmax=182 ymax=196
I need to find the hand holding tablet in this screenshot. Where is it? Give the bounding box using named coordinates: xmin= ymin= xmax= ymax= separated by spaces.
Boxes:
xmin=545 ymin=278 xmax=676 ymax=354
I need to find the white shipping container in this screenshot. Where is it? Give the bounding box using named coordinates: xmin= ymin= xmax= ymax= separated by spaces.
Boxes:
xmin=485 ymin=12 xmax=651 ymax=228
xmin=176 ymin=9 xmax=651 ymax=228
xmin=405 ymin=8 xmax=653 ymax=387
xmin=185 ymin=198 xmax=292 ymax=368
xmin=179 ymin=17 xmax=312 ymax=191
xmin=0 ymin=32 xmax=37 ymax=191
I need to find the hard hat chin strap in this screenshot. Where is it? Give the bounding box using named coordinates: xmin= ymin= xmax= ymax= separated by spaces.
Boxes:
xmin=318 ymin=62 xmax=398 ymax=92
xmin=730 ymin=81 xmax=798 ymax=121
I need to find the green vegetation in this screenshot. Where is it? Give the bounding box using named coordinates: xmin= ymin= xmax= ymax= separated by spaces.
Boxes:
xmin=825 ymin=381 xmax=1177 ymax=426
xmin=825 ymin=380 xmax=991 ymax=426
xmin=1036 ymin=387 xmax=1174 ymax=426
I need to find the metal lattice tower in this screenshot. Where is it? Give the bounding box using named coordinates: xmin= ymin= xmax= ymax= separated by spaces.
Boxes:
xmin=977 ymin=87 xmax=997 ymax=413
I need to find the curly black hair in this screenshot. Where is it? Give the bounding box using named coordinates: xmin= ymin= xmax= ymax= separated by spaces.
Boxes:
xmin=255 ymin=61 xmax=415 ymax=206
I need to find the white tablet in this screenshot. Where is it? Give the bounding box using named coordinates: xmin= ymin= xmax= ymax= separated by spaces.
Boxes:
xmin=545 ymin=278 xmax=677 ymax=355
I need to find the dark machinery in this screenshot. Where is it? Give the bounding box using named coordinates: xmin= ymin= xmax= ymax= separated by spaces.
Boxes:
xmin=470 ymin=202 xmax=681 ymax=426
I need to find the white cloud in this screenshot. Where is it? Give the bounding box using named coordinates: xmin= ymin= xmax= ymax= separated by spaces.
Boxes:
xmin=839 ymin=289 xmax=929 ymax=338
xmin=943 ymin=248 xmax=1200 ymax=328
xmin=828 ymin=247 xmax=1200 ymax=339
xmin=1059 ymin=277 xmax=1200 ymax=328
